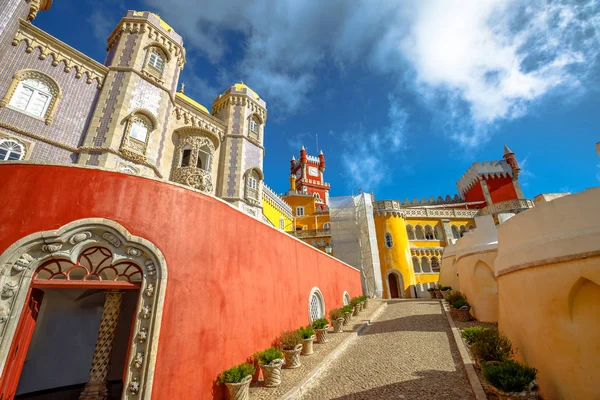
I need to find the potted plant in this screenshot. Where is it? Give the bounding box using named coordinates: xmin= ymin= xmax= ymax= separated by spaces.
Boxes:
xmin=362 ymin=295 xmax=369 ymax=308
xmin=358 ymin=295 xmax=366 ymax=310
xmin=218 ymin=362 xmax=255 ymax=400
xmin=298 ymin=325 xmax=316 ymax=355
xmin=427 ymin=287 xmax=437 ymax=299
xmin=255 ymin=347 xmax=284 ymax=387
xmin=440 ymin=286 xmax=452 ymax=299
xmin=350 ymin=297 xmax=360 ymax=316
xmin=329 ymin=308 xmax=344 ymax=333
xmin=279 ymin=330 xmax=303 ymax=369
xmin=452 ymin=298 xmax=472 ymax=321
xmin=482 ymin=360 xmax=539 ymax=399
xmin=312 ymin=318 xmax=329 ymax=344
xmin=435 ymin=286 xmax=443 ymax=299
xmin=446 ymin=291 xmax=467 ymax=318
xmin=341 ymin=305 xmax=353 ymax=325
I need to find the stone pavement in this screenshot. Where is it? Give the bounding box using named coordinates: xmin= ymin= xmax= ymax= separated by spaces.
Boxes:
xmin=300 ymin=300 xmax=475 ymax=400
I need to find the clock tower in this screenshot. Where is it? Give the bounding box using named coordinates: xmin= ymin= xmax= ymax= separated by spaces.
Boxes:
xmin=290 ymin=146 xmax=330 ymax=207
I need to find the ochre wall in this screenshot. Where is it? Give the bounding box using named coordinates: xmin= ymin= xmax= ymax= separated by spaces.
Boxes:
xmin=456 ymin=253 xmax=498 ymax=322
xmin=440 ymin=252 xmax=459 ymax=290
xmin=0 ymin=164 xmax=362 ymax=399
xmin=374 ymin=214 xmax=412 ymax=298
xmin=261 ymin=196 xmax=293 ymax=231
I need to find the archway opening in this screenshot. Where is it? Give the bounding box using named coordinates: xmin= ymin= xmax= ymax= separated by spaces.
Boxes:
xmin=388 ymin=273 xmax=401 ymax=299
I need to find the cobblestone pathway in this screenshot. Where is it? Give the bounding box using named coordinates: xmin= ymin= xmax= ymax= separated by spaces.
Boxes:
xmin=300 ymin=300 xmax=474 ymax=400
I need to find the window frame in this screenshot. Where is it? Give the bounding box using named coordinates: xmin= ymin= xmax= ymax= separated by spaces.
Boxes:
xmin=308 ymin=287 xmax=325 ymax=324
xmin=1 ymin=70 xmax=61 ymax=125
xmin=296 ymin=206 xmax=305 ymax=217
xmin=384 ymin=232 xmax=394 ymax=248
xmin=0 ymin=139 xmax=25 ymax=161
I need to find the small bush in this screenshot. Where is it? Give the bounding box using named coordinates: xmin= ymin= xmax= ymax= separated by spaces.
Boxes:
xmin=279 ymin=330 xmax=302 ymax=350
xmin=312 ymin=317 xmax=329 ymax=329
xmin=255 ymin=347 xmax=283 ymax=365
xmin=471 ymin=329 xmax=515 ymax=363
xmin=483 ymin=360 xmax=537 ymax=393
xmin=218 ymin=362 xmax=255 ymax=384
xmin=462 ymin=326 xmax=488 ymax=344
xmin=329 ymin=308 xmax=344 ymax=320
xmin=427 ymin=287 xmax=436 ymax=292
xmin=446 ymin=291 xmax=466 ymax=306
xmin=452 ymin=299 xmax=470 ymax=309
xmin=350 ymin=297 xmax=360 ymax=306
xmin=359 ymin=295 xmax=367 ymax=302
xmin=440 ymin=286 xmax=452 ymax=291
xmin=298 ymin=325 xmax=315 ymax=339
xmin=341 ymin=305 xmax=354 ymax=314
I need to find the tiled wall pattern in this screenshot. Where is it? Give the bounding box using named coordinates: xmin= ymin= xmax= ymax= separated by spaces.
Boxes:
xmin=156 ymin=68 xmax=179 ymax=169
xmin=226 ymin=137 xmax=240 ymax=197
xmin=0 ymin=0 xmax=25 ymax=59
xmin=128 ymin=78 xmax=161 ymax=117
xmin=244 ymin=142 xmax=262 ymax=173
xmin=0 ymin=42 xmax=101 ymax=164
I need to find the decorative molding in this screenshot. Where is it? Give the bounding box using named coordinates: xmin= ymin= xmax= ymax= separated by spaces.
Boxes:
xmin=171 ymin=133 xmax=216 ymax=193
xmin=27 ymin=0 xmax=52 ymax=22
xmin=478 ymin=199 xmax=534 ymax=216
xmin=456 ymin=160 xmax=513 ymax=196
xmin=12 ymin=19 xmax=107 ymax=88
xmin=0 ymin=219 xmax=167 ymax=400
xmin=212 ymin=94 xmax=267 ymax=123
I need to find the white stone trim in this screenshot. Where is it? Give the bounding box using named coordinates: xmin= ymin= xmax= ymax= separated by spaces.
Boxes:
xmin=308 ymin=286 xmax=325 ymax=323
xmin=343 ymin=291 xmax=351 ymax=306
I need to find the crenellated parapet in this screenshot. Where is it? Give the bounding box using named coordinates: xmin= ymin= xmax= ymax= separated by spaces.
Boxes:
xmin=11 ymin=20 xmax=107 ymax=88
xmin=212 ymin=92 xmax=267 ymax=124
xmin=262 ymin=183 xmax=293 ymax=220
xmin=372 ymin=200 xmax=405 ymax=218
xmin=456 ymin=160 xmax=513 ymax=197
xmin=401 ymin=194 xmax=465 ymax=207
xmin=372 ymin=200 xmax=480 ymax=219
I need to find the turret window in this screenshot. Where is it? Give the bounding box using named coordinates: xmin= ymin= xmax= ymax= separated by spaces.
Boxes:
xmin=181 ymin=149 xmax=191 ymax=167
xmin=248 ymin=176 xmax=258 ymax=190
xmin=0 ymin=139 xmax=25 ymax=161
xmin=120 ymin=111 xmax=155 ymax=158
xmin=130 ymin=121 xmax=149 ymax=142
xmin=296 ymin=206 xmax=305 ymax=217
xmin=248 ymin=116 xmax=260 ymax=141
xmin=384 ymin=232 xmax=393 ymax=248
xmin=148 ymin=51 xmax=165 ymax=72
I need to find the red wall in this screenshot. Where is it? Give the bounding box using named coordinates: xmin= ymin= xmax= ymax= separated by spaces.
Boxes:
xmin=0 ymin=165 xmax=362 ymax=398
xmin=464 ymin=176 xmax=518 ymax=205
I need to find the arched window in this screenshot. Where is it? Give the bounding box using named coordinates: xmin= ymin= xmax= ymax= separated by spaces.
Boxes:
xmin=148 ymin=50 xmax=165 ymax=72
xmin=431 ymin=257 xmax=440 ymax=273
xmin=384 ymin=232 xmax=393 ymax=248
xmin=121 ymin=111 xmax=155 ymax=157
xmin=451 ymin=225 xmax=460 ymax=239
xmin=244 ymin=168 xmax=262 ymax=202
xmin=343 ymin=291 xmax=351 ymax=306
xmin=0 ymin=139 xmax=25 ymax=161
xmin=406 ymin=225 xmax=416 ymax=240
xmin=248 ymin=116 xmax=260 ymax=141
xmin=415 ymin=225 xmax=425 ymax=240
xmin=459 ymin=225 xmax=467 ymax=237
xmin=180 ymin=148 xmax=191 ymax=167
xmin=421 ymin=257 xmax=432 ymax=273
xmin=308 ymin=287 xmax=325 ymax=323
xmin=323 ymin=222 xmax=331 ymax=229
xmin=412 ymin=256 xmax=421 ymax=273
xmin=1 ymin=70 xmax=61 ymax=125
xmin=425 ymin=225 xmax=434 ymax=240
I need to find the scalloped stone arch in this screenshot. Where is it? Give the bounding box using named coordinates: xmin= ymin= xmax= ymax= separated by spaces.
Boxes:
xmin=174 ymin=126 xmax=220 ymax=150
xmin=144 ymin=42 xmax=172 ymax=62
xmin=0 ymin=219 xmax=167 ymax=399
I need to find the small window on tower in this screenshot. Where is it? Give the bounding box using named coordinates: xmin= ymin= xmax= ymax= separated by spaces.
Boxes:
xmin=248 ymin=116 xmax=260 ymax=140
xmin=181 ymin=149 xmax=191 ymax=167
xmin=296 ymin=206 xmax=305 ymax=217
xmin=384 ymin=232 xmax=393 ymax=248
xmin=148 ymin=51 xmax=165 ymax=72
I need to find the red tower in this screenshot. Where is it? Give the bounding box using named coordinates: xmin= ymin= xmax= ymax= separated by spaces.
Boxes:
xmin=290 ymin=146 xmax=330 ymax=207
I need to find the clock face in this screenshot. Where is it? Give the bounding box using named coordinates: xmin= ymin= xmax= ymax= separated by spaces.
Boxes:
xmin=308 ymin=166 xmax=319 ymax=176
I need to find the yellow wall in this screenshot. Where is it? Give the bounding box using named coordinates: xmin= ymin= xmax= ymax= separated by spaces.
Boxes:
xmin=262 ymin=197 xmax=293 ymax=231
xmin=282 ymin=194 xmax=330 ymax=230
xmin=457 ymin=252 xmax=498 ymax=322
xmin=440 ymin=252 xmax=459 ymax=290
xmin=374 ymin=214 xmax=413 ymax=298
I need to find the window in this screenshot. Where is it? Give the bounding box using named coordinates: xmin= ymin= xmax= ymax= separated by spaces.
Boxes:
xmin=415 ymin=225 xmax=425 ymax=240
xmin=425 ymin=225 xmax=434 ymax=240
xmin=434 ymin=225 xmax=443 ymax=240
xmin=120 ymin=111 xmax=155 ymax=158
xmin=248 ymin=116 xmax=260 ymax=140
xmin=280 ymin=217 xmax=285 ymax=230
xmin=245 ymin=170 xmax=261 ymax=201
xmin=197 ymin=146 xmax=211 ymax=170
xmin=181 ymin=149 xmax=191 ymax=167
xmin=323 ymin=222 xmax=331 ymax=229
xmin=308 ymin=287 xmax=325 ymax=323
xmin=343 ymin=292 xmax=351 ymax=306
xmin=129 ymin=121 xmax=148 ymax=142
xmin=296 ymin=206 xmax=305 ymax=216
xmin=0 ymin=140 xmax=24 ymax=161
xmin=9 ymin=78 xmax=51 ymax=117
xmin=451 ymin=225 xmax=460 ymax=239
xmin=148 ymin=51 xmax=164 ymax=72
xmin=421 ymin=257 xmax=432 ymax=273
xmin=384 ymin=232 xmax=393 ymax=248
xmin=431 ymin=257 xmax=440 ymax=273
xmin=412 ymin=256 xmax=421 ymax=273
xmin=248 ymin=176 xmax=257 ymax=190
xmin=406 ymin=225 xmax=416 ymax=240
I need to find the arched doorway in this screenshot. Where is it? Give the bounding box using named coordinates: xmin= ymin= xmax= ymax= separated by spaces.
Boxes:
xmin=386 ymin=270 xmax=405 ymax=299
xmin=0 ymin=219 xmax=167 ymax=400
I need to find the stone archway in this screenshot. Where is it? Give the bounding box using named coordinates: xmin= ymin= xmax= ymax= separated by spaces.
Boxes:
xmin=0 ymin=219 xmax=167 ymax=399
xmin=386 ymin=270 xmax=405 ymax=299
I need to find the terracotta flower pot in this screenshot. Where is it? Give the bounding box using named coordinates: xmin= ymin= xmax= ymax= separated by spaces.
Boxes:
xmin=301 ymin=335 xmax=315 ymax=355
xmin=429 ymin=292 xmax=437 ymax=299
xmin=364 ymin=298 xmax=369 ymax=308
xmin=259 ymin=359 xmax=284 ymax=387
xmin=315 ymin=325 xmax=329 ymax=343
xmin=224 ymin=374 xmax=252 ymax=400
xmin=282 ymin=343 xmax=303 ymax=369
xmin=441 ymin=290 xmax=450 ymax=299
xmin=343 ymin=312 xmax=352 ymax=325
xmin=456 ymin=307 xmax=472 ymax=322
xmin=435 ymin=291 xmax=443 ymax=299
xmin=332 ymin=317 xmax=344 ymax=333
xmin=360 ymin=301 xmax=365 ymax=311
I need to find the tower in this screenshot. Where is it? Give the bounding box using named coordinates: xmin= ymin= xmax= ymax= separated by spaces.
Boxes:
xmin=212 ymin=83 xmax=267 ymax=216
xmin=503 ymin=145 xmax=524 ymax=199
xmin=290 ymin=147 xmax=330 ymax=207
xmin=78 ymin=11 xmax=185 ymax=177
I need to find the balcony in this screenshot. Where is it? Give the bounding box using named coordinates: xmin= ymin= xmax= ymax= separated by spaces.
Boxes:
xmin=290 ymin=228 xmax=331 ymax=239
xmin=478 ymin=199 xmax=534 ymax=216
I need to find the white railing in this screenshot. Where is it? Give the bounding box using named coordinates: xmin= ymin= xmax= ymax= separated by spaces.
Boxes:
xmin=478 ymin=199 xmax=534 ymax=216
xmin=372 ymin=200 xmax=480 ymax=218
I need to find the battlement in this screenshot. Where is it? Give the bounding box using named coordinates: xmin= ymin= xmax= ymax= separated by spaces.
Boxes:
xmin=456 ymin=160 xmax=513 ymax=196
xmin=400 ymin=194 xmax=466 ymax=207
xmin=213 ymin=83 xmax=266 ymax=109
xmin=262 ymin=183 xmax=293 ymax=219
xmin=306 ymin=155 xmax=320 ymax=163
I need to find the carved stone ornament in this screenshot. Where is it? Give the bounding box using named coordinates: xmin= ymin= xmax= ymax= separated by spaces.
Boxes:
xmin=133 ymin=352 xmax=144 ymax=369
xmin=127 ymin=247 xmax=143 ymax=257
xmin=42 ymin=243 xmax=62 ymax=253
xmin=1 ymin=281 xmax=19 ymax=299
xmin=144 ymin=284 xmax=155 ymax=298
xmin=141 ymin=305 xmax=152 ymax=319
xmin=102 ymin=232 xmax=122 ymax=247
xmin=0 ymin=308 xmax=9 ymax=324
xmin=70 ymin=231 xmax=92 ymax=244
xmin=12 ymin=253 xmax=34 ymax=272
xmin=145 ymin=261 xmax=156 ymax=276
xmin=127 ymin=377 xmax=140 ymax=395
xmin=136 ymin=328 xmax=148 ymax=343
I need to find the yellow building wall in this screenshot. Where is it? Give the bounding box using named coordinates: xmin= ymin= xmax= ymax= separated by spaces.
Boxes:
xmin=374 ymin=214 xmax=413 ymax=298
xmin=261 ymin=198 xmax=293 ymax=231
xmin=457 ymin=252 xmax=498 ymax=322
xmin=282 ymin=195 xmax=330 ymax=230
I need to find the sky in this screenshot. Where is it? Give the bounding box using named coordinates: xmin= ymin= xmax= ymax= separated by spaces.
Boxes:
xmin=35 ymin=0 xmax=600 ymax=200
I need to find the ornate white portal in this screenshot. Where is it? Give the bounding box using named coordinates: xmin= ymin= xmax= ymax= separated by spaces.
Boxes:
xmin=0 ymin=219 xmax=167 ymax=399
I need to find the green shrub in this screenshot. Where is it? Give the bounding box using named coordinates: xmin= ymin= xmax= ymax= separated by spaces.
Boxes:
xmin=341 ymin=305 xmax=354 ymax=314
xmin=218 ymin=362 xmax=255 ymax=384
xmin=297 ymin=325 xmax=315 ymax=339
xmin=279 ymin=330 xmax=302 ymax=350
xmin=312 ymin=317 xmax=329 ymax=329
xmin=471 ymin=329 xmax=515 ymax=362
xmin=329 ymin=308 xmax=344 ymax=320
xmin=446 ymin=291 xmax=466 ymax=306
xmin=359 ymin=295 xmax=367 ymax=301
xmin=350 ymin=297 xmax=360 ymax=306
xmin=255 ymin=347 xmax=283 ymax=365
xmin=483 ymin=360 xmax=537 ymax=393
xmin=427 ymin=287 xmax=436 ymax=292
xmin=452 ymin=299 xmax=470 ymax=309
xmin=440 ymin=286 xmax=452 ymax=291
xmin=462 ymin=326 xmax=488 ymax=344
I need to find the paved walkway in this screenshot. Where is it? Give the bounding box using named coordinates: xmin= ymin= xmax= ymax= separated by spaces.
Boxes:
xmin=300 ymin=300 xmax=474 ymax=400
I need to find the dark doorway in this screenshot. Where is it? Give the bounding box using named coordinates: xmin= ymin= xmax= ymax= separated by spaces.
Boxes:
xmin=388 ymin=274 xmax=400 ymax=299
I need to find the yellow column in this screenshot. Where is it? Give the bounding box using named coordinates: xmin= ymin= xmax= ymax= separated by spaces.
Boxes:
xmin=80 ymin=290 xmax=124 ymax=400
xmin=374 ymin=212 xmax=414 ymax=298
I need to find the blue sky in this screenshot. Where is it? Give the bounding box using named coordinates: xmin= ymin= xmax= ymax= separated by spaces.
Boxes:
xmin=35 ymin=0 xmax=600 ymax=200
